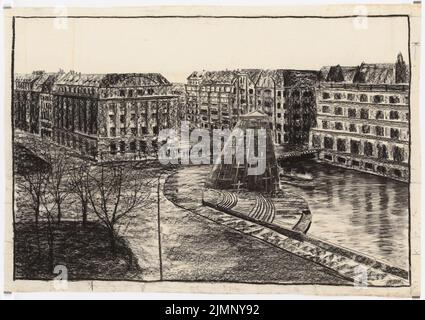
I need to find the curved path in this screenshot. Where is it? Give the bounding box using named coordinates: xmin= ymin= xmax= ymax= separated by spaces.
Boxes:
xmin=202 ymin=185 xmax=309 ymax=232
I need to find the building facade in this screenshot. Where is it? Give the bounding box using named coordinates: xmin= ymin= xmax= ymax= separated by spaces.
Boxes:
xmin=310 ymin=54 xmax=410 ymax=181
xmin=14 ymin=71 xmax=63 ymax=135
xmin=185 ymin=69 xmax=318 ymax=147
xmin=50 ymin=72 xmax=179 ymax=161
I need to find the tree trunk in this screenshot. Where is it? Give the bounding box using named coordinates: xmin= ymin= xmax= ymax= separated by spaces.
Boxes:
xmin=34 ymin=205 xmax=41 ymax=257
xmin=47 ymin=226 xmax=54 ymax=274
xmin=82 ymin=201 xmax=87 ymax=227
xmin=57 ymin=202 xmax=61 ymax=225
xmin=34 ymin=205 xmax=39 ymax=229
xmin=109 ymin=230 xmax=116 ymax=257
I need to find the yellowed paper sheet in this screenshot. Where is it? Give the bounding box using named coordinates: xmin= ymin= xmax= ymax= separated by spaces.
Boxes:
xmin=3 ymin=4 xmax=421 ymax=297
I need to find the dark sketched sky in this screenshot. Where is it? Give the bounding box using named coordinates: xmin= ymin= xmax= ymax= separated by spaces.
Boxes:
xmin=14 ymin=16 xmax=409 ymax=83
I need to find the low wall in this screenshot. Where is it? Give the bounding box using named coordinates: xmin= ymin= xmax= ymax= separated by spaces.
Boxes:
xmin=203 ymin=198 xmax=408 ymax=281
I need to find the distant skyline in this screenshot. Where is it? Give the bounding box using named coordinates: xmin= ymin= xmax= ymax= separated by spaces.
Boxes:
xmin=14 ymin=16 xmax=409 ymax=83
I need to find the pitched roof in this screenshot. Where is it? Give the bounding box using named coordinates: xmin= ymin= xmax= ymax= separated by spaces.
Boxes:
xmin=255 ymin=70 xmax=278 ymax=87
xmin=55 ymin=72 xmax=171 ymax=87
xmin=15 ymin=71 xmax=63 ymax=91
xmin=101 ymin=73 xmax=170 ymax=87
xmin=278 ymin=69 xmax=319 ymax=87
xmin=201 ymin=70 xmax=237 ymax=85
xmin=353 ymin=63 xmax=395 ymax=84
xmin=15 ymin=71 xmax=44 ymax=84
xmin=341 ymin=67 xmax=359 ymax=83
xmin=320 ymin=61 xmax=401 ymax=84
xmin=319 ymin=66 xmax=331 ymax=81
xmin=320 ymin=65 xmax=358 ymax=83
xmin=241 ymin=69 xmax=264 ymax=85
xmin=192 ymin=69 xmax=319 ymax=87
xmin=187 ymin=70 xmax=206 ymax=80
xmin=33 ymin=72 xmax=63 ymax=92
xmin=55 ymin=72 xmax=105 ymax=87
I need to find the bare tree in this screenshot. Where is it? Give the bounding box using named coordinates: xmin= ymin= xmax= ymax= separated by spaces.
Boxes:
xmin=86 ymin=163 xmax=153 ymax=256
xmin=40 ymin=190 xmax=59 ymax=274
xmin=42 ymin=149 xmax=72 ymax=225
xmin=69 ymin=161 xmax=90 ymax=227
xmin=17 ymin=168 xmax=49 ymax=256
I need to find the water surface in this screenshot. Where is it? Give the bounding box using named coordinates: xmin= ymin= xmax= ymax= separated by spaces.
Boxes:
xmin=279 ymin=160 xmax=409 ymax=270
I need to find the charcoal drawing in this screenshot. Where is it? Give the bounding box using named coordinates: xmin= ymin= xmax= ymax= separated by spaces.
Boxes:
xmin=3 ymin=5 xmax=421 ymax=295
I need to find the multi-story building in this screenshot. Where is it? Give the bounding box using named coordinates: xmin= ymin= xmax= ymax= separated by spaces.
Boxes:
xmin=39 ymin=72 xmax=63 ymax=139
xmin=186 ymin=70 xmax=239 ymax=130
xmin=171 ymin=83 xmax=188 ymax=124
xmin=185 ymin=69 xmax=318 ymax=146
xmin=14 ymin=71 xmax=63 ymax=135
xmin=310 ymin=54 xmax=410 ymax=181
xmin=51 ymin=71 xmax=179 ymax=161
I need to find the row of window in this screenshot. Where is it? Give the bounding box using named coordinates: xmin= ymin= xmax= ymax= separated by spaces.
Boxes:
xmin=196 ymin=87 xmax=314 ymax=100
xmin=54 ymin=110 xmax=97 ymax=134
xmin=54 ymin=132 xmax=97 ymax=157
xmin=109 ymin=126 xmax=161 ymax=137
xmin=108 ymin=112 xmax=168 ymax=124
xmin=195 ymin=100 xmax=311 ymax=112
xmin=109 ymin=140 xmax=158 ymax=154
xmin=40 ymin=95 xmax=52 ymax=102
xmin=198 ymin=123 xmax=231 ymax=130
xmin=55 ymin=85 xmax=170 ymax=98
xmin=56 ymin=85 xmax=97 ymax=95
xmin=321 ymin=91 xmax=407 ymax=104
xmin=320 ymin=120 xmax=405 ymax=140
xmin=200 ymin=86 xmax=232 ymax=93
xmin=107 ymin=101 xmax=171 ymax=112
xmin=311 ymin=134 xmax=406 ymax=164
xmin=320 ymin=105 xmax=408 ymax=121
xmin=15 ymin=83 xmax=34 ymax=90
xmin=102 ymin=88 xmax=161 ymax=98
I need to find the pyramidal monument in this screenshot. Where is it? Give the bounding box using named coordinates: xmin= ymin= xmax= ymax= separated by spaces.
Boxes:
xmin=206 ymin=110 xmax=280 ymax=194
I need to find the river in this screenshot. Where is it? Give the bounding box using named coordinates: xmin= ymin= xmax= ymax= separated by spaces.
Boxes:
xmin=278 ymin=160 xmax=409 ymax=270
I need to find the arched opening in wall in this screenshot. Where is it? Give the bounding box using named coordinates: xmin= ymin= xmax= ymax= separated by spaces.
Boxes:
xmin=377 ymin=166 xmax=387 ymax=174
xmin=350 ymin=140 xmax=360 ymax=155
xmin=377 ymin=144 xmax=388 ymax=160
xmin=393 ymin=169 xmax=402 ymax=178
xmin=119 ymin=141 xmax=126 ymax=154
xmin=393 ymin=146 xmax=405 ymax=163
xmin=324 ymin=154 xmax=333 ymax=161
xmin=110 ymin=142 xmax=117 ymax=155
xmin=129 ymin=141 xmax=136 ymax=153
xmin=324 ymin=136 xmax=334 ymax=150
xmin=312 ymin=134 xmax=321 ymax=148
xmin=364 ymin=142 xmax=374 ymax=157
xmin=139 ymin=140 xmax=147 ymax=155
xmin=365 ymin=162 xmax=374 ymax=170
xmin=337 ymin=139 xmax=346 ymax=152
xmin=352 ymin=160 xmax=360 ymax=168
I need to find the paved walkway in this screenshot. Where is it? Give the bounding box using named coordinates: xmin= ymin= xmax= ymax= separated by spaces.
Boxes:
xmin=159 ymin=168 xmax=349 ymax=284
xmin=203 ymin=187 xmax=309 ymax=231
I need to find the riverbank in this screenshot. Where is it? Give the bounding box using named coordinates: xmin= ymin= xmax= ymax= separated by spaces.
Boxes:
xmin=279 ymin=159 xmax=409 ymax=270
xmin=164 ymin=165 xmax=409 ymax=286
